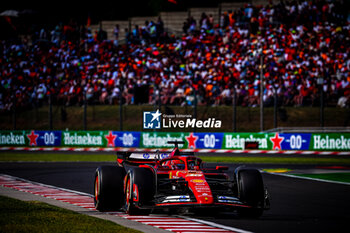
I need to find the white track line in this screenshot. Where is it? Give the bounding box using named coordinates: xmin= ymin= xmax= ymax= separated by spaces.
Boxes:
xmin=171 ymin=232 xmax=232 ymax=233
xmin=137 ymin=219 xmax=193 ymax=222
xmin=0 ymin=174 xmax=93 ymax=197
xmin=267 ymin=172 xmax=350 ymax=186
xmin=145 ymin=223 xmax=203 ymax=225
xmin=165 ymin=230 xmax=231 ymax=232
xmin=177 ymin=216 xmax=253 ymax=233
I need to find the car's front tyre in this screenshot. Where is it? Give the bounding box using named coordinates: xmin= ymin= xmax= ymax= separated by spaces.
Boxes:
xmin=236 ymin=168 xmax=265 ymax=218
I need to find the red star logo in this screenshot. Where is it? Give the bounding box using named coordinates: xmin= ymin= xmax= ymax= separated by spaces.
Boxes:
xmin=185 ymin=133 xmax=198 ymax=149
xmin=105 ymin=131 xmax=117 ymax=147
xmin=269 ymin=133 xmax=284 ymax=150
xmin=27 ymin=130 xmax=39 ymax=146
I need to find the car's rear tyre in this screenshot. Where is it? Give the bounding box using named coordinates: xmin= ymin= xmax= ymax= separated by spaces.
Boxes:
xmin=94 ymin=165 xmax=126 ymax=211
xmin=237 ymin=169 xmax=264 ymax=218
xmin=125 ymin=167 xmax=155 ymax=215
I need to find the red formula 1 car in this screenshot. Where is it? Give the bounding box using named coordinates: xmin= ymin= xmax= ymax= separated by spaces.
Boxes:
xmin=94 ymin=141 xmax=270 ymax=217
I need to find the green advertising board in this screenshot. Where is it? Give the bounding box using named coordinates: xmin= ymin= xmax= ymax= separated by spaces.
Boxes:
xmin=61 ymin=131 xmax=108 ymax=147
xmin=0 ymin=130 xmax=29 ymax=146
xmin=141 ymin=132 xmax=188 ymax=148
xmin=223 ymin=133 xmax=273 ymax=150
xmin=310 ymin=133 xmax=350 ymax=151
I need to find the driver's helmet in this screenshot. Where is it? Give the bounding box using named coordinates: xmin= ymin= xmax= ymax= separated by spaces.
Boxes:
xmin=188 ymin=160 xmax=199 ymax=170
xmin=168 ymin=159 xmax=185 ymax=170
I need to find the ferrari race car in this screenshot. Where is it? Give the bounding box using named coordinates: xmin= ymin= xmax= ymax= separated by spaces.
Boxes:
xmin=94 ymin=141 xmax=270 ymax=217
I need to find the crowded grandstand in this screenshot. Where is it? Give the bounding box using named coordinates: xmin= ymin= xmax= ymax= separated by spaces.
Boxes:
xmin=0 ymin=0 xmax=349 ymax=112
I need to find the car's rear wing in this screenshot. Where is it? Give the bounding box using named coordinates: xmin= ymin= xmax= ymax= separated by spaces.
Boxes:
xmin=117 ymin=152 xmax=170 ymax=163
xmin=117 ymin=150 xmax=196 ymax=164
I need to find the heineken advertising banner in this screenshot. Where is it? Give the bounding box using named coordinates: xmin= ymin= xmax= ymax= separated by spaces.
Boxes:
xmin=192 ymin=133 xmax=223 ymax=149
xmin=0 ymin=130 xmax=62 ymax=147
xmin=60 ymin=131 xmax=142 ymax=147
xmin=1 ymin=130 xmax=350 ymax=151
xmin=35 ymin=131 xmax=62 ymax=147
xmin=280 ymin=133 xmax=311 ymax=151
xmin=141 ymin=132 xmax=188 ymax=148
xmin=223 ymin=133 xmax=273 ymax=150
xmin=0 ymin=131 xmax=29 ymax=146
xmin=61 ymin=131 xmax=107 ymax=147
xmin=113 ymin=131 xmax=141 ymax=148
xmin=139 ymin=132 xmax=224 ymax=149
xmin=310 ymin=133 xmax=350 ymax=151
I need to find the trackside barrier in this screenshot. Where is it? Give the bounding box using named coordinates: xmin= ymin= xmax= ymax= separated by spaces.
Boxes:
xmin=0 ymin=130 xmax=350 ymax=152
xmin=1 ymin=147 xmax=350 ymax=155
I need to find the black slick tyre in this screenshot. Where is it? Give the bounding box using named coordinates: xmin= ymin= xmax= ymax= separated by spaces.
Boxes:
xmin=124 ymin=167 xmax=155 ymax=215
xmin=237 ymin=169 xmax=264 ymax=218
xmin=94 ymin=165 xmax=126 ymax=211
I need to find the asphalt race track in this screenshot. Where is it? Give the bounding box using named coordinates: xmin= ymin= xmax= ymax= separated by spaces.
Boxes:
xmin=1 ymin=158 xmax=350 ymax=233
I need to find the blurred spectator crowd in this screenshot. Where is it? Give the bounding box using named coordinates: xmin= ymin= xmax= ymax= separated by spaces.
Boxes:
xmin=0 ymin=0 xmax=349 ymax=112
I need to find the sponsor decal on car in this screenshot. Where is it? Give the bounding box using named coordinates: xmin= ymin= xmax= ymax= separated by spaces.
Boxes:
xmin=143 ymin=153 xmax=150 ymax=159
xmin=191 ymin=179 xmax=205 ymax=183
xmin=217 ymin=196 xmax=241 ymax=204
xmin=187 ymin=173 xmax=203 ymax=177
xmin=162 ymin=195 xmax=191 ymax=203
xmin=199 ymin=193 xmax=212 ymax=197
xmin=194 ymin=186 xmax=211 ymax=191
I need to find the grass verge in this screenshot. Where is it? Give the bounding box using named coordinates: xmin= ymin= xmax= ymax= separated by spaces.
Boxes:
xmin=0 ymin=152 xmax=116 ymax=162
xmin=291 ymin=173 xmax=350 ymax=183
xmin=1 ymin=152 xmax=350 ymax=164
xmin=0 ymin=195 xmax=140 ymax=233
xmin=201 ymin=156 xmax=350 ymax=164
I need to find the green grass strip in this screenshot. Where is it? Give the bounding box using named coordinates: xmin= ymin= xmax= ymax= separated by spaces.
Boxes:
xmin=0 ymin=153 xmax=116 ymax=162
xmin=1 ymin=152 xmax=350 ymax=165
xmin=291 ymin=173 xmax=350 ymax=183
xmin=201 ymin=156 xmax=350 ymax=165
xmin=0 ymin=195 xmax=140 ymax=233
